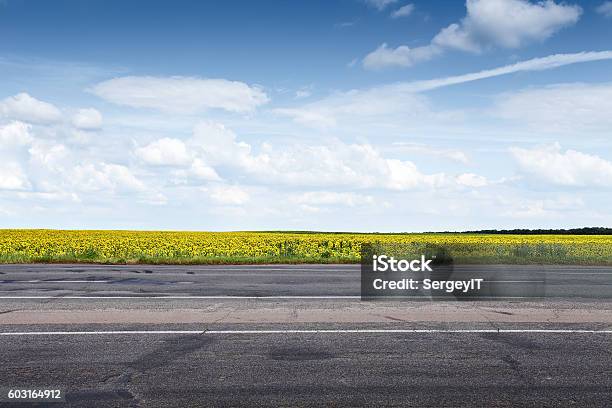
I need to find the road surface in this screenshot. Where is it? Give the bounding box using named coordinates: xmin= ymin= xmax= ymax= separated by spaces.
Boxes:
xmin=0 ymin=264 xmax=611 ymax=407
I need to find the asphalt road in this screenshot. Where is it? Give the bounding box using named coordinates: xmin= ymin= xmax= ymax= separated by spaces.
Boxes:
xmin=1 ymin=264 xmax=611 ymax=407
xmin=1 ymin=263 xmax=612 ymax=299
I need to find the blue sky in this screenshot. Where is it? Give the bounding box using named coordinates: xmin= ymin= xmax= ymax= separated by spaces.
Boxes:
xmin=1 ymin=0 xmax=612 ymax=231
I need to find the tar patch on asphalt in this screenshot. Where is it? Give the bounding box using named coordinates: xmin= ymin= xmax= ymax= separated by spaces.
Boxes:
xmin=267 ymin=347 xmax=336 ymax=361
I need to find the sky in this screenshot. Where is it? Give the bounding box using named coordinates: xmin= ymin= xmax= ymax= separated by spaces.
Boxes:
xmin=1 ymin=0 xmax=612 ymax=232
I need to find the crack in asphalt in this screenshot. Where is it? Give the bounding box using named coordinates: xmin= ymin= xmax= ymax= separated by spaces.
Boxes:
xmin=490 ymin=310 xmax=514 ymax=315
xmin=97 ymin=331 xmax=212 ymax=407
xmin=500 ymin=353 xmax=534 ymax=388
xmin=474 ymin=304 xmax=501 ymax=331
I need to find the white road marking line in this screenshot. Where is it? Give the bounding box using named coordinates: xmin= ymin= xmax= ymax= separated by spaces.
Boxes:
xmin=1 ymin=329 xmax=612 ymax=336
xmin=0 ymin=268 xmax=359 ymax=273
xmin=44 ymin=280 xmax=109 ymax=283
xmin=205 ymin=329 xmax=612 ymax=334
xmin=2 ymin=280 xmax=110 ymax=284
xmin=0 ymin=279 xmax=550 ymax=284
xmin=485 ymin=280 xmax=545 ymax=283
xmin=0 ymin=295 xmax=362 ymax=299
xmin=554 ymin=272 xmax=612 ymax=275
xmin=0 ymin=330 xmax=204 ymax=336
xmin=0 ymin=295 xmax=542 ymax=299
xmin=184 ymin=268 xmax=357 ymax=271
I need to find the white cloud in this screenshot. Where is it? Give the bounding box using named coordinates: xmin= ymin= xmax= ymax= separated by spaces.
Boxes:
xmin=90 ymin=76 xmax=269 ymax=114
xmin=295 ymin=87 xmax=312 ymax=99
xmin=186 ymin=121 xmax=466 ymax=192
xmin=273 ymin=107 xmax=338 ymax=129
xmin=0 ymin=93 xmax=62 ymax=124
xmin=136 ymin=136 xmax=221 ymax=182
xmin=503 ymin=196 xmax=584 ymax=218
xmin=397 ymin=51 xmax=612 ymax=92
xmin=208 ymin=185 xmax=250 ymax=205
xmin=0 ymin=122 xmax=34 ymax=191
xmin=335 ymin=20 xmax=359 ymax=29
xmin=510 ymin=143 xmax=612 ymax=187
xmin=189 ymin=120 xmax=254 ymax=165
xmin=391 ymin=142 xmax=469 ymax=164
xmin=0 ymin=121 xmax=32 ymax=148
xmin=391 ymin=4 xmax=415 ymax=18
xmin=173 ymin=121 xmax=443 ymax=191
xmin=432 ymin=23 xmax=481 ymax=53
xmin=597 ymin=1 xmax=612 ymax=17
xmin=363 ymin=43 xmax=440 ymax=70
xmin=189 ymin=158 xmax=221 ymax=181
xmin=456 ymin=173 xmax=488 ymax=187
xmin=0 ymin=162 xmax=30 ymax=190
xmin=494 ymin=82 xmax=612 ymax=133
xmin=435 ymin=0 xmax=582 ymax=51
xmin=278 ymin=52 xmax=612 ymax=131
xmin=72 ymin=108 xmax=103 ymax=130
xmin=363 ymin=0 xmax=582 ymax=69
xmin=290 ymin=191 xmax=374 ymax=207
xmin=0 ymin=102 xmax=169 ymax=205
xmin=19 ymin=130 xmax=152 ymax=200
xmin=28 ymin=141 xmax=69 ymax=171
xmin=364 ymin=0 xmax=398 ymax=10
xmin=136 ymin=138 xmax=192 ymax=166
xmin=71 ymin=163 xmax=146 ymax=193
xmin=274 ymin=84 xmax=434 ymax=129
xmin=386 ymin=159 xmax=446 ymax=190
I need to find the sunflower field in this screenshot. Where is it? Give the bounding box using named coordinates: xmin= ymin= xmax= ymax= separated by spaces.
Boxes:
xmin=0 ymin=229 xmax=611 ymax=265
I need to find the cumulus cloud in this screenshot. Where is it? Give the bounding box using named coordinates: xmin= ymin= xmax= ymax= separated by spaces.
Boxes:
xmin=136 ymin=138 xmax=192 ymax=166
xmin=596 ymin=1 xmax=612 ymax=17
xmin=0 ymin=122 xmax=34 ymax=191
xmin=0 ymin=93 xmax=62 ymax=124
xmin=391 ymin=4 xmax=415 ymax=18
xmin=435 ymin=0 xmax=581 ymax=51
xmin=385 ymin=159 xmax=446 ymax=190
xmin=24 ymin=137 xmax=146 ymax=195
xmin=90 ymin=76 xmax=269 ymax=114
xmin=0 ymin=162 xmax=30 ymax=190
xmin=0 ymin=120 xmax=159 ymax=203
xmin=28 ymin=140 xmax=69 ymax=171
xmin=136 ymin=136 xmax=221 ymax=183
xmin=432 ymin=24 xmax=481 ymax=53
xmin=71 ymin=108 xmax=103 ymax=130
xmin=0 ymin=121 xmax=33 ymax=148
xmin=364 ymin=0 xmax=398 ymax=10
xmin=188 ymin=158 xmax=221 ymax=181
xmin=182 ymin=121 xmax=486 ymax=192
xmin=363 ymin=43 xmax=440 ymax=70
xmin=363 ymin=0 xmax=582 ymax=69
xmin=70 ymin=163 xmax=146 ymax=193
xmin=189 ymin=120 xmax=254 ymax=166
xmin=510 ymin=143 xmax=612 ymax=187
